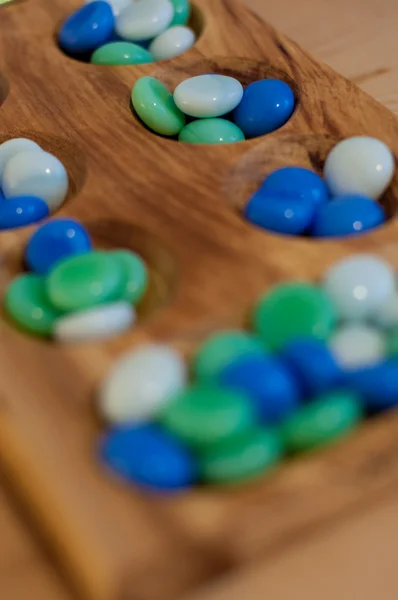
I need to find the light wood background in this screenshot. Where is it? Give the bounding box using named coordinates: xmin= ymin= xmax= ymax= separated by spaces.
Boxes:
xmin=1 ymin=0 xmax=398 ymax=598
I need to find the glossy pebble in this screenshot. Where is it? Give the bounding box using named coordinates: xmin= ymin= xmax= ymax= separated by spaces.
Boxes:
xmin=47 ymin=251 xmax=125 ymax=311
xmin=4 ymin=274 xmax=62 ymax=337
xmin=91 ymin=41 xmax=152 ymax=65
xmin=281 ymin=390 xmax=363 ymax=452
xmin=85 ymin=0 xmax=131 ymax=17
xmin=323 ymin=254 xmax=395 ymax=321
xmin=149 ymin=25 xmax=195 ymax=60
xmin=324 ymin=136 xmax=395 ymax=200
xmin=174 ymin=74 xmax=243 ymax=118
xmin=232 ymin=78 xmax=295 ymax=138
xmin=282 ymin=337 xmax=343 ymax=397
xmin=219 ymin=355 xmax=300 ymax=424
xmin=0 ymin=138 xmax=43 ymax=180
xmin=244 ymin=189 xmax=314 ymax=235
xmin=2 ymin=151 xmax=68 ymax=213
xmin=111 ymin=250 xmax=148 ymax=304
xmin=347 ymin=359 xmax=398 ymax=410
xmin=54 ymin=302 xmax=135 ymax=343
xmin=100 ymin=424 xmax=197 ymax=492
xmin=179 ymin=118 xmax=245 ymax=144
xmin=373 ymin=290 xmax=398 ymax=330
xmin=253 ymin=282 xmax=337 ymax=351
xmin=115 ymin=0 xmax=173 ymax=41
xmin=0 ymin=196 xmax=49 ymax=230
xmin=259 ymin=167 xmax=329 ymax=207
xmin=132 ymin=76 xmax=185 ymax=136
xmin=193 ymin=330 xmax=266 ymax=381
xmin=59 ymin=1 xmax=114 ymax=54
xmin=311 ymin=195 xmax=385 ymax=237
xmin=160 ymin=385 xmax=256 ymax=449
xmin=169 ymin=0 xmax=190 ymax=25
xmin=99 ymin=344 xmax=187 ymax=424
xmin=198 ymin=428 xmax=282 ymax=485
xmin=25 ymin=218 xmax=92 ymax=275
xmin=329 ymin=324 xmax=386 ymax=370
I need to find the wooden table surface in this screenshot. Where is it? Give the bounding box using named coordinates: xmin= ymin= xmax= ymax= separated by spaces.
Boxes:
xmin=1 ymin=0 xmax=398 ymax=598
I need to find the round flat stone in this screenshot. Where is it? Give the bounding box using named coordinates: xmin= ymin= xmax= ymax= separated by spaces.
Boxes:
xmin=4 ymin=274 xmax=63 ymax=337
xmin=174 ymin=74 xmax=243 ymax=118
xmin=253 ymin=282 xmax=337 ymax=351
xmin=46 ymin=251 xmax=125 ymax=311
xmin=2 ymin=151 xmax=68 ymax=213
xmin=132 ymin=76 xmax=185 ymax=136
xmin=259 ymin=167 xmax=329 ymax=207
xmin=100 ymin=423 xmax=197 ymax=492
xmin=99 ymin=344 xmax=187 ymax=423
xmin=0 ymin=138 xmax=43 ymax=181
xmin=54 ymin=302 xmax=135 ymax=343
xmin=323 ymin=254 xmax=395 ymax=321
xmin=85 ymin=0 xmax=131 ymax=17
xmin=232 ymin=78 xmax=295 ymax=138
xmin=346 ymin=359 xmax=398 ymax=411
xmin=111 ymin=250 xmax=148 ymax=304
xmin=330 ymin=324 xmax=386 ymax=370
xmin=160 ymin=385 xmax=256 ymax=449
xmin=198 ymin=428 xmax=282 ymax=485
xmin=281 ymin=390 xmax=363 ymax=452
xmin=244 ymin=189 xmax=315 ymax=235
xmin=324 ymin=136 xmax=395 ymax=200
xmin=25 ymin=218 xmax=92 ymax=275
xmin=0 ymin=196 xmax=49 ymax=230
xmin=169 ymin=0 xmax=190 ymax=25
xmin=59 ymin=1 xmax=114 ymax=54
xmin=149 ymin=25 xmax=195 ymax=61
xmin=91 ymin=41 xmax=153 ymax=65
xmin=179 ymin=118 xmax=245 ymax=144
xmin=311 ymin=194 xmax=385 ymax=238
xmin=373 ymin=290 xmax=398 ymax=330
xmin=193 ymin=330 xmax=266 ymax=381
xmin=115 ymin=0 xmax=173 ymax=41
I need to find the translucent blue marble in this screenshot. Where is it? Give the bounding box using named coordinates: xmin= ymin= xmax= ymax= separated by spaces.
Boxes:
xmin=58 ymin=1 xmax=114 ymax=54
xmin=0 ymin=196 xmax=49 ymax=230
xmin=311 ymin=194 xmax=385 ymax=237
xmin=25 ymin=218 xmax=92 ymax=275
xmin=260 ymin=167 xmax=329 ymax=207
xmin=232 ymin=78 xmax=295 ymax=137
xmin=244 ymin=189 xmax=315 ymax=235
xmin=346 ymin=359 xmax=398 ymax=411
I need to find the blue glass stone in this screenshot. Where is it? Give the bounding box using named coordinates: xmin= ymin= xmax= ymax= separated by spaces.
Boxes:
xmin=232 ymin=79 xmax=295 ymax=138
xmin=58 ymin=1 xmax=114 ymax=54
xmin=100 ymin=424 xmax=197 ymax=492
xmin=311 ymin=195 xmax=385 ymax=238
xmin=25 ymin=218 xmax=92 ymax=275
xmin=219 ymin=354 xmax=300 ymax=424
xmin=244 ymin=189 xmax=315 ymax=235
xmin=346 ymin=359 xmax=398 ymax=411
xmin=281 ymin=337 xmax=343 ymax=398
xmin=260 ymin=167 xmax=329 ymax=207
xmin=0 ymin=196 xmax=49 ymax=230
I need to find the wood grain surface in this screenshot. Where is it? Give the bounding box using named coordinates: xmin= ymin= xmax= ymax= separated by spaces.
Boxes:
xmin=1 ymin=0 xmax=398 ymax=599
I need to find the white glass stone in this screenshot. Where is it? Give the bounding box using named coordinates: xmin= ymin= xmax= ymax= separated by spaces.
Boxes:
xmin=115 ymin=0 xmax=173 ymax=42
xmin=323 ymin=254 xmax=396 ymax=321
xmin=54 ymin=302 xmax=135 ymax=343
xmin=0 ymin=138 xmax=43 ymax=181
xmin=372 ymin=289 xmax=398 ymax=330
xmin=85 ymin=0 xmax=131 ymax=17
xmin=173 ymin=74 xmax=244 ymax=118
xmin=98 ymin=343 xmax=187 ymax=424
xmin=330 ymin=324 xmax=386 ymax=370
xmin=149 ymin=26 xmax=195 ymax=61
xmin=324 ymin=136 xmax=395 ymax=200
xmin=2 ymin=151 xmax=69 ymax=213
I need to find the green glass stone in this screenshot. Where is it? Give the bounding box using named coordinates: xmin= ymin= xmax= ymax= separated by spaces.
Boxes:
xmin=4 ymin=274 xmax=63 ymax=337
xmin=198 ymin=428 xmax=283 ymax=485
xmin=46 ymin=251 xmax=125 ymax=312
xmin=193 ymin=330 xmax=266 ymax=382
xmin=111 ymin=250 xmax=148 ymax=305
xmin=178 ymin=118 xmax=245 ymax=144
xmin=131 ymin=77 xmax=185 ymax=136
xmin=281 ymin=390 xmax=363 ymax=453
xmin=387 ymin=329 xmax=398 ymax=356
xmin=160 ymin=385 xmax=256 ymax=449
xmin=253 ymin=282 xmax=337 ymax=351
xmin=170 ymin=0 xmax=191 ymax=25
xmin=91 ymin=42 xmax=153 ymax=66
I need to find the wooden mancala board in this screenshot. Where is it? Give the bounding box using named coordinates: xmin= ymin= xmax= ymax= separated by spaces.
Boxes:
xmin=1 ymin=0 xmax=398 ymax=599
